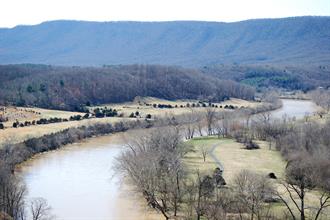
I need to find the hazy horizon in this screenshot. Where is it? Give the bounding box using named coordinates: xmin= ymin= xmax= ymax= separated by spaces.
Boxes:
xmin=2 ymin=15 xmax=330 ymax=29
xmin=0 ymin=0 xmax=329 ymax=28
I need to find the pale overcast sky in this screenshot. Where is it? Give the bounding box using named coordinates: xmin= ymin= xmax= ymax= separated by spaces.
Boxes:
xmin=0 ymin=0 xmax=329 ymax=27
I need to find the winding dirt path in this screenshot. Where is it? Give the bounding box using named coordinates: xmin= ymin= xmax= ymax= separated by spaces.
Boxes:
xmin=209 ymin=142 xmax=224 ymax=171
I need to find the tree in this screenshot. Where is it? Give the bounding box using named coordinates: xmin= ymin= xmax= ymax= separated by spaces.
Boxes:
xmin=277 ymin=153 xmax=330 ymax=220
xmin=30 ymin=198 xmax=53 ymax=220
xmin=233 ymin=170 xmax=275 ymax=220
xmin=205 ymin=108 xmax=216 ymax=135
xmin=182 ymin=110 xmax=198 ymax=139
xmin=115 ymin=127 xmax=189 ymax=219
xmin=201 ymin=146 xmax=207 ymax=162
xmin=0 ymin=163 xmax=26 ymax=220
xmin=196 ymin=114 xmax=204 ymax=137
xmin=12 ymin=122 xmax=18 ymax=128
xmin=204 ymin=188 xmax=234 ymax=220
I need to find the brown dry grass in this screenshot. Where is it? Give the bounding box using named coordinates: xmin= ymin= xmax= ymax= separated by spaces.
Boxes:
xmin=1 ymin=106 xmax=84 ymax=127
xmin=0 ymin=117 xmax=127 ymax=146
xmin=185 ymin=137 xmax=285 ymax=183
xmin=0 ymin=97 xmax=260 ymax=146
xmin=91 ymin=97 xmax=261 ymax=118
xmin=185 ymin=136 xmax=330 ymax=219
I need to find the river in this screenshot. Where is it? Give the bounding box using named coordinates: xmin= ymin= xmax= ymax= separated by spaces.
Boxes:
xmin=270 ymin=99 xmax=319 ymax=120
xmin=18 ymin=99 xmax=318 ymax=220
xmin=18 ymin=134 xmax=159 ymax=220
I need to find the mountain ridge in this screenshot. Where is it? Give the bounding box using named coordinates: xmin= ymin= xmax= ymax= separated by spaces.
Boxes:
xmin=0 ymin=16 xmax=330 ymax=66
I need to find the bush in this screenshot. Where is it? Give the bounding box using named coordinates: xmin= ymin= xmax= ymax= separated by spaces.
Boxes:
xmin=70 ymin=115 xmax=82 ymax=121
xmin=268 ymin=172 xmax=277 ymax=179
xmin=36 ymin=118 xmax=49 ymax=124
xmin=213 ymin=167 xmax=226 ymax=187
xmin=0 ymin=123 xmax=4 ymax=129
xmin=245 ymin=140 xmax=260 ymax=150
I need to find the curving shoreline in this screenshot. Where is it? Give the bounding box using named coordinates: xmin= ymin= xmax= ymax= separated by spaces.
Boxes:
xmin=8 ymin=99 xmax=290 ymax=219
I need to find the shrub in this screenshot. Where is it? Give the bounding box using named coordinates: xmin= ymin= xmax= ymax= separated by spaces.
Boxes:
xmin=245 ymin=140 xmax=260 ymax=150
xmin=268 ymin=173 xmax=277 ymax=179
xmin=70 ymin=115 xmax=82 ymax=121
xmin=0 ymin=123 xmax=4 ymax=129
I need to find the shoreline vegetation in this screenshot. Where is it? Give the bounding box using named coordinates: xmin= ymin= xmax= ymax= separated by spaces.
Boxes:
xmin=3 ymin=98 xmax=281 ymax=172
xmin=114 ymin=99 xmax=330 ymax=220
xmin=0 ymin=95 xmax=282 ymax=219
xmin=1 ymin=96 xmax=330 ymax=219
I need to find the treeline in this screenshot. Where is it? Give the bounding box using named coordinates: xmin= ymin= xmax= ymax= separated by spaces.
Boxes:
xmin=0 ymin=120 xmax=154 ymax=170
xmin=0 ymin=108 xmax=123 ymax=130
xmin=231 ymin=115 xmax=330 ymax=219
xmin=201 ymin=64 xmax=330 ymax=92
xmin=0 ymin=119 xmax=156 ymax=219
xmin=116 ymin=113 xmax=330 ymax=220
xmin=149 ymin=102 xmax=239 ymax=109
xmin=0 ymin=96 xmax=282 ymax=220
xmin=309 ymin=88 xmax=330 ymax=112
xmin=0 ymin=64 xmax=255 ymax=111
xmin=115 ymin=127 xmax=274 ymax=220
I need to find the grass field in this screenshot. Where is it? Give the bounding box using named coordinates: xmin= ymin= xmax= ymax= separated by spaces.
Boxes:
xmin=1 ymin=106 xmax=84 ymax=127
xmin=185 ymin=136 xmax=330 ymax=219
xmin=0 ymin=97 xmax=260 ymax=146
xmin=90 ymin=97 xmax=261 ymax=118
xmin=185 ymin=137 xmax=286 ymax=183
xmin=0 ymin=117 xmax=127 ymax=146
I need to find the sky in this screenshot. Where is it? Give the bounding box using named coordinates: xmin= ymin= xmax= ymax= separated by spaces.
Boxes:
xmin=0 ymin=0 xmax=329 ymax=28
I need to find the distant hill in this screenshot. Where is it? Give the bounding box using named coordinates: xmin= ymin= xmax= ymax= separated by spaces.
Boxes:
xmin=0 ymin=64 xmax=255 ymax=110
xmin=0 ymin=17 xmax=330 ymax=66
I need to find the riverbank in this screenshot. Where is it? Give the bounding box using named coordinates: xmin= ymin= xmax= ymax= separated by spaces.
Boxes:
xmin=18 ymin=134 xmax=161 ymax=220
xmin=0 ymin=99 xmax=284 ymax=219
xmin=15 ymin=99 xmax=321 ymax=219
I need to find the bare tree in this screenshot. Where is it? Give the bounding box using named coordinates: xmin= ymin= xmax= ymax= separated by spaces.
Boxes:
xmin=310 ymin=89 xmax=330 ymax=112
xmin=0 ymin=163 xmax=26 ymax=220
xmin=277 ymin=153 xmax=330 ymax=220
xmin=115 ymin=127 xmax=189 ymax=219
xmin=201 ymin=146 xmax=208 ymax=162
xmin=30 ymin=198 xmax=53 ymax=220
xmin=187 ymin=170 xmax=215 ymax=220
xmin=205 ymin=188 xmax=235 ymax=220
xmin=205 ymin=108 xmax=216 ymax=135
xmin=233 ymin=170 xmax=275 ymax=220
xmin=196 ymin=113 xmax=204 ymax=137
xmin=182 ymin=110 xmax=198 ymax=139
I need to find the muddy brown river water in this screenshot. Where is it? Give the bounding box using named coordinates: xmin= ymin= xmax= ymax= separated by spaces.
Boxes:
xmin=270 ymin=99 xmax=319 ymax=119
xmin=19 ymin=99 xmax=318 ymax=220
xmin=19 ymin=134 xmax=159 ymax=220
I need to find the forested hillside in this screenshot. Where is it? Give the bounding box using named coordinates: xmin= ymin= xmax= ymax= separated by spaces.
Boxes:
xmin=0 ymin=17 xmax=329 ymax=66
xmin=201 ymin=64 xmax=330 ymax=91
xmin=0 ymin=64 xmax=255 ymax=110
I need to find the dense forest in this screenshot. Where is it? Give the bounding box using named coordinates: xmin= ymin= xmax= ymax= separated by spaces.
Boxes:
xmin=0 ymin=64 xmax=255 ymax=111
xmin=201 ymin=64 xmax=330 ymax=91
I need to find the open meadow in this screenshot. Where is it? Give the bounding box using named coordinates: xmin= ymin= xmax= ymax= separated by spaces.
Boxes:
xmin=185 ymin=136 xmax=330 ymax=219
xmin=0 ymin=97 xmax=260 ymax=145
